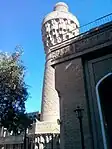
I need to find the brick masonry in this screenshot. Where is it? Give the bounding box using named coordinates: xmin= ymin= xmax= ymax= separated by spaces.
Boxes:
xmin=55 ymin=58 xmax=93 ymax=149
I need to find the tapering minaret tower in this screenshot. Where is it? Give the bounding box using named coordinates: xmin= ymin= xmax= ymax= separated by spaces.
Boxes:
xmin=40 ymin=54 xmax=59 ymax=122
xmin=35 ymin=0 xmax=79 ymax=139
xmin=41 ymin=2 xmax=79 ymax=123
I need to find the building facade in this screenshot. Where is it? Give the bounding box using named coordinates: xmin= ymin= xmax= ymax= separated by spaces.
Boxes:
xmin=0 ymin=2 xmax=112 ymax=149
xmin=49 ymin=9 xmax=112 ymax=149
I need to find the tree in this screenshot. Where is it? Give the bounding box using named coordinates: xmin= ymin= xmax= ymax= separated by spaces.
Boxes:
xmin=0 ymin=46 xmax=36 ymax=135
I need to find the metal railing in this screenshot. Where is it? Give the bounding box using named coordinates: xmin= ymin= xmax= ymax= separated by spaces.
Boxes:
xmin=79 ymin=12 xmax=112 ymax=33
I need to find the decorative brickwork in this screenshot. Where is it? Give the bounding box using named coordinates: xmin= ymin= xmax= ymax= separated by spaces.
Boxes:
xmin=42 ymin=2 xmax=79 ymax=51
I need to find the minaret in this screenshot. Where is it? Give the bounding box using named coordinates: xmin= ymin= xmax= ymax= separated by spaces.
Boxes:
xmin=42 ymin=2 xmax=79 ymax=48
xmin=40 ymin=55 xmax=59 ymax=122
xmin=41 ymin=2 xmax=79 ymax=122
xmin=36 ymin=1 xmax=79 ymax=134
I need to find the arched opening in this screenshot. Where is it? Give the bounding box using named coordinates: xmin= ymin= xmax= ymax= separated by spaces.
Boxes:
xmin=96 ymin=73 xmax=112 ymax=149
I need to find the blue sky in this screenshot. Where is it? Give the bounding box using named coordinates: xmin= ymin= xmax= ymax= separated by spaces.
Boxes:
xmin=0 ymin=0 xmax=112 ymax=113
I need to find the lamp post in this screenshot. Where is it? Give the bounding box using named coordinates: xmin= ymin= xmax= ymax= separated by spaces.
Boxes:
xmin=24 ymin=127 xmax=29 ymax=149
xmin=74 ymin=106 xmax=85 ymax=149
xmin=51 ymin=133 xmax=53 ymax=149
xmin=24 ymin=128 xmax=27 ymax=149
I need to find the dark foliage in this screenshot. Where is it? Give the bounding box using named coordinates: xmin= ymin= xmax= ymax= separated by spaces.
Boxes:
xmin=0 ymin=49 xmax=36 ymax=135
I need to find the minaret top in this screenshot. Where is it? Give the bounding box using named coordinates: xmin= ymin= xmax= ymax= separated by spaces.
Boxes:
xmin=53 ymin=2 xmax=69 ymax=12
xmin=42 ymin=2 xmax=79 ymax=51
xmin=42 ymin=2 xmax=79 ymax=26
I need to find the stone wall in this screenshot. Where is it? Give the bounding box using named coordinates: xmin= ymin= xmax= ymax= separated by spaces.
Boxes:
xmin=55 ymin=58 xmax=92 ymax=149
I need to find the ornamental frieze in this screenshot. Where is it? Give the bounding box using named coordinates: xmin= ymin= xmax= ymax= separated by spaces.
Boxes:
xmin=51 ymin=45 xmax=74 ymax=61
xmin=42 ymin=18 xmax=79 ymax=50
xmin=75 ymin=28 xmax=112 ymax=52
xmin=51 ymin=25 xmax=112 ymax=63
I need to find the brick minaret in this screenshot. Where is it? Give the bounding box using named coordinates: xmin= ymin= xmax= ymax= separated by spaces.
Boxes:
xmin=41 ymin=2 xmax=79 ymax=123
xmin=35 ymin=3 xmax=79 ymax=148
